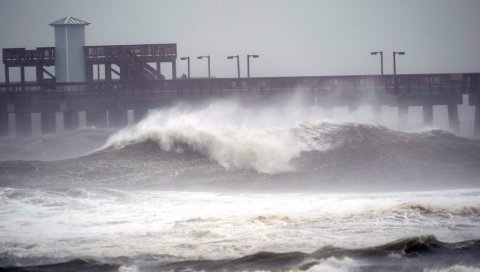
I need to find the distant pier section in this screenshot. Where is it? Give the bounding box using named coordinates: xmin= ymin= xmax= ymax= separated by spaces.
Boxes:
xmin=1 ymin=17 xmax=480 ymax=137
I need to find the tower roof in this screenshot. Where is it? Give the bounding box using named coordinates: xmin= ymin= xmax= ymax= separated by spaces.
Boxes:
xmin=49 ymin=17 xmax=90 ymax=26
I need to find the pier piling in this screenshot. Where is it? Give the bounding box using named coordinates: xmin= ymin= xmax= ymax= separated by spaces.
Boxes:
xmin=86 ymin=111 xmax=107 ymax=129
xmin=64 ymin=112 xmax=79 ymax=131
xmin=348 ymin=105 xmax=357 ymax=114
xmin=15 ymin=113 xmax=32 ymax=136
xmin=0 ymin=114 xmax=8 ymax=136
xmin=41 ymin=112 xmax=56 ymax=134
xmin=423 ymin=104 xmax=434 ymax=127
xmin=447 ymin=104 xmax=460 ymax=133
xmin=372 ymin=104 xmax=382 ymax=123
xmin=475 ymin=105 xmax=480 ymax=138
xmin=134 ymin=108 xmax=149 ymax=123
xmin=398 ymin=105 xmax=408 ymax=129
xmin=108 ymin=110 xmax=128 ymax=129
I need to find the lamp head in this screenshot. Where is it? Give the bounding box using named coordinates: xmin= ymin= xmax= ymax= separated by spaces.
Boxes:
xmin=180 ymin=57 xmax=189 ymax=60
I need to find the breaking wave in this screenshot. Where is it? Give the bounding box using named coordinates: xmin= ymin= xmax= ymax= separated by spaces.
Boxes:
xmin=102 ymin=104 xmax=310 ymax=174
xmin=102 ymin=102 xmax=480 ymax=175
xmin=2 ymin=236 xmax=479 ymax=271
xmin=1 ymin=101 xmax=480 ymax=190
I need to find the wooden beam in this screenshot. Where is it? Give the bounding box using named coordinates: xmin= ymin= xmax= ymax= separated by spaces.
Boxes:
xmin=42 ymin=67 xmax=55 ymax=79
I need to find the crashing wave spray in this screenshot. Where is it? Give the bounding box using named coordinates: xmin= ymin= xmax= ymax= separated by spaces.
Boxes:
xmin=103 ymin=100 xmax=327 ymax=174
xmin=102 ymin=98 xmax=480 ymax=178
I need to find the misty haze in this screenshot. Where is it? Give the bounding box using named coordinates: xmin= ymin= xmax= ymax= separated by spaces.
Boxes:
xmin=1 ymin=1 xmax=480 ymax=272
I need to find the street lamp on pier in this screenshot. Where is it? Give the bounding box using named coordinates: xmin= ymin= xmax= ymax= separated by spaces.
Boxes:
xmin=393 ymin=51 xmax=405 ymax=75
xmin=227 ymin=55 xmax=240 ymax=78
xmin=180 ymin=57 xmax=190 ymax=78
xmin=247 ymin=54 xmax=259 ymax=78
xmin=370 ymin=51 xmax=383 ymax=75
xmin=197 ymin=55 xmax=211 ymax=78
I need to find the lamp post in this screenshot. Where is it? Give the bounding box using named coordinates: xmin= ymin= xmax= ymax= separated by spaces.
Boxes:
xmin=227 ymin=55 xmax=240 ymax=78
xmin=393 ymin=51 xmax=405 ymax=75
xmin=180 ymin=57 xmax=190 ymax=78
xmin=247 ymin=54 xmax=259 ymax=78
xmin=370 ymin=51 xmax=383 ymax=75
xmin=197 ymin=55 xmax=211 ymax=78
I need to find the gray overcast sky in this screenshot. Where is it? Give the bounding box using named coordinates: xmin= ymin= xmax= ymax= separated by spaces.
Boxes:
xmin=1 ymin=0 xmax=480 ymax=80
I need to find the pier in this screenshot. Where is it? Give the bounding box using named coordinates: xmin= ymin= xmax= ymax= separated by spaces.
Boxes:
xmin=1 ymin=17 xmax=479 ymax=137
xmin=0 ymin=73 xmax=479 ymax=137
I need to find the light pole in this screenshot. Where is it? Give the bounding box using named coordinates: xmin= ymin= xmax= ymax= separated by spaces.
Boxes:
xmin=180 ymin=57 xmax=190 ymax=78
xmin=197 ymin=55 xmax=211 ymax=78
xmin=393 ymin=51 xmax=405 ymax=75
xmin=227 ymin=55 xmax=240 ymax=78
xmin=247 ymin=54 xmax=259 ymax=78
xmin=370 ymin=51 xmax=383 ymax=75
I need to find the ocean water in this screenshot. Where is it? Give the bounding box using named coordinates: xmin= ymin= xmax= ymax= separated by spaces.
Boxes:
xmin=1 ymin=100 xmax=480 ymax=271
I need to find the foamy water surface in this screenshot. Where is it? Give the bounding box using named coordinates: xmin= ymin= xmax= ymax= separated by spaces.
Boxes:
xmin=1 ymin=101 xmax=480 ymax=271
xmin=1 ymin=188 xmax=479 ymax=263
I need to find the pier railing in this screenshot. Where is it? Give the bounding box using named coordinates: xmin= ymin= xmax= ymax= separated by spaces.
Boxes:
xmin=0 ymin=73 xmax=479 ymax=98
xmin=2 ymin=48 xmax=55 ymax=65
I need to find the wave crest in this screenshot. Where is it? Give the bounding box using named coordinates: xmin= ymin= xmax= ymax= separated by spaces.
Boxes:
xmin=100 ymin=101 xmax=480 ymax=178
xmin=103 ymin=104 xmax=313 ymax=174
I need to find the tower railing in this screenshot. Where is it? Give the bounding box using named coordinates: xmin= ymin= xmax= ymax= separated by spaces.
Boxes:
xmin=84 ymin=44 xmax=177 ymax=61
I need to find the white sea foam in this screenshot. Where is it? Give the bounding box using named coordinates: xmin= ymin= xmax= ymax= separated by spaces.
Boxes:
xmin=118 ymin=266 xmax=140 ymax=272
xmin=307 ymin=257 xmax=359 ymax=272
xmin=1 ymin=188 xmax=479 ymax=263
xmin=425 ymin=265 xmax=480 ymax=272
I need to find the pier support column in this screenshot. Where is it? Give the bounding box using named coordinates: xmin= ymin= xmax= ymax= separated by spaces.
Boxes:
xmin=105 ymin=63 xmax=112 ymax=81
xmin=398 ymin=105 xmax=408 ymax=129
xmin=86 ymin=110 xmax=107 ymax=129
xmin=108 ymin=110 xmax=128 ymax=129
xmin=120 ymin=64 xmax=129 ymax=81
xmin=0 ymin=113 xmax=8 ymax=137
xmin=5 ymin=65 xmax=10 ymax=84
xmin=172 ymin=61 xmax=177 ymax=79
xmin=20 ymin=65 xmax=25 ymax=84
xmin=85 ymin=63 xmax=94 ymax=82
xmin=423 ymin=104 xmax=433 ymax=127
xmin=15 ymin=112 xmax=32 ymax=136
xmin=475 ymin=105 xmax=480 ymax=138
xmin=64 ymin=111 xmax=79 ymax=131
xmin=41 ymin=112 xmax=56 ymax=134
xmin=372 ymin=104 xmax=382 ymax=124
xmin=134 ymin=108 xmax=149 ymax=123
xmin=156 ymin=62 xmax=162 ymax=79
xmin=348 ymin=105 xmax=357 ymax=115
xmin=323 ymin=107 xmax=333 ymax=119
xmin=447 ymin=104 xmax=460 ymax=133
xmin=36 ymin=65 xmax=44 ymax=83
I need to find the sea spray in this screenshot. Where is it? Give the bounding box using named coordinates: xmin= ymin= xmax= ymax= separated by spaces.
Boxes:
xmin=2 ymin=101 xmax=480 ymax=189
xmin=103 ymin=101 xmax=316 ymax=174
